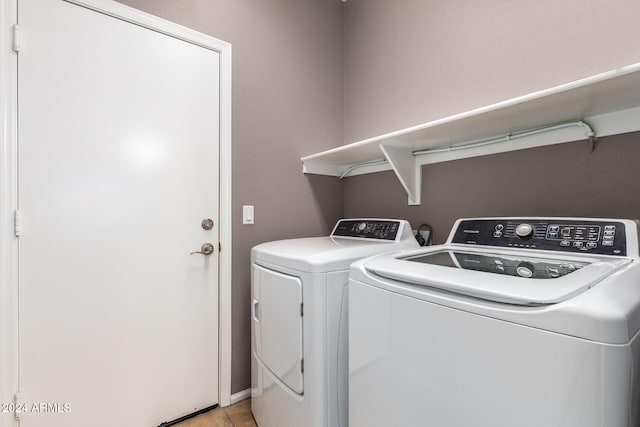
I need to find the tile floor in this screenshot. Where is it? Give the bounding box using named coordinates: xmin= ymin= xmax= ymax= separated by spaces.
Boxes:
xmin=174 ymin=399 xmax=257 ymax=427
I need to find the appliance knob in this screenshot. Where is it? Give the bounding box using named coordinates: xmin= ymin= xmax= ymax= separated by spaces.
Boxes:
xmin=516 ymin=262 xmax=535 ymax=278
xmin=515 ymin=223 xmax=534 ymax=239
xmin=358 ymin=222 xmax=367 ymax=231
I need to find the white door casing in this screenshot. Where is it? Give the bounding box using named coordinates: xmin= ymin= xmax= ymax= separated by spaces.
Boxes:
xmin=0 ymin=0 xmax=232 ymax=426
xmin=0 ymin=1 xmax=20 ymax=425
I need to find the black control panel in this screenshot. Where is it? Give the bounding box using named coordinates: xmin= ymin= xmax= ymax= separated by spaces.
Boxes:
xmin=451 ymin=219 xmax=627 ymax=256
xmin=332 ymin=220 xmax=400 ymax=241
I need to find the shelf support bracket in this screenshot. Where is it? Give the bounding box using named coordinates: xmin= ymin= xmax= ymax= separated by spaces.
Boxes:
xmin=380 ymin=143 xmax=421 ymax=205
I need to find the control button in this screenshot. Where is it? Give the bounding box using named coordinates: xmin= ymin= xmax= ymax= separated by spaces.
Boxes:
xmin=604 ymin=230 xmax=615 ymax=236
xmin=560 ymin=240 xmax=571 ymax=247
xmin=495 ymin=224 xmax=504 ymax=231
xmin=602 ymin=241 xmax=614 ymax=246
xmin=586 ymin=242 xmax=597 ymax=249
xmin=547 ymin=267 xmax=561 ymax=278
xmin=358 ymin=222 xmax=367 ymax=231
xmin=603 ymin=235 xmax=614 ymax=241
xmin=547 ymin=232 xmax=558 ymax=239
xmin=605 ymin=225 xmax=616 ymax=231
xmin=573 ymin=241 xmax=584 ymax=248
xmin=561 ymin=228 xmax=571 ymax=235
xmin=516 ymin=263 xmax=534 ymax=278
xmin=496 ymin=265 xmax=505 ymax=273
xmin=515 ymin=223 xmax=534 ymax=239
xmin=493 ymin=231 xmax=502 ymax=238
xmin=549 ymin=225 xmax=560 ymax=232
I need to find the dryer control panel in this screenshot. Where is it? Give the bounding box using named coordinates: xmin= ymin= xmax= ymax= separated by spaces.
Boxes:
xmin=332 ymin=219 xmax=401 ymax=241
xmin=451 ymin=218 xmax=628 ymax=256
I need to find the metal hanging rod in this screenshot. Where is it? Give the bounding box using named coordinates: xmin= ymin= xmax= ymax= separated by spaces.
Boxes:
xmin=339 ymin=158 xmax=388 ymax=179
xmin=412 ymin=120 xmax=595 ymax=155
xmin=339 ymin=119 xmax=596 ymax=179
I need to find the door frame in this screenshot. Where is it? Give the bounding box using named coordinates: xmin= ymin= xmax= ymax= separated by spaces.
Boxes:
xmin=0 ymin=1 xmax=233 ymax=423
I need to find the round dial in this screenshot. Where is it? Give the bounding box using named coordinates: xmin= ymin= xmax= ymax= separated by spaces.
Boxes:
xmin=515 ymin=223 xmax=534 ymax=238
xmin=516 ymin=262 xmax=535 ymax=278
xmin=358 ymin=222 xmax=367 ymax=231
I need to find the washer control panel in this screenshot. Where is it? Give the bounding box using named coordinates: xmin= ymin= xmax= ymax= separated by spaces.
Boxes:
xmin=332 ymin=219 xmax=400 ymax=241
xmin=451 ymin=218 xmax=627 ymax=256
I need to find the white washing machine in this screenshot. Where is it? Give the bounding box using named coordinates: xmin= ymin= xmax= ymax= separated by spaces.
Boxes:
xmin=349 ymin=217 xmax=640 ymax=427
xmin=251 ymin=219 xmax=419 ymax=427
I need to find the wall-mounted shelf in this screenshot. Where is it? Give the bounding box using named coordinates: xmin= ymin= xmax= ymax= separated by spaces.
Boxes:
xmin=301 ymin=63 xmax=640 ymax=205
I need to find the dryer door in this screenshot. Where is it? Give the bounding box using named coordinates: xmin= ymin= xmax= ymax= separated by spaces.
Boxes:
xmin=253 ymin=264 xmax=304 ymax=394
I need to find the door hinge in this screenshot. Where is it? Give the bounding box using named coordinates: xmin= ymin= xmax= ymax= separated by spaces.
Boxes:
xmin=300 ymin=303 xmax=303 ymax=316
xmin=14 ymin=390 xmax=23 ymax=420
xmin=14 ymin=209 xmax=22 ymax=237
xmin=219 ymin=242 xmax=222 ymax=252
xmin=13 ymin=25 xmax=22 ymax=53
xmin=301 ymin=359 xmax=304 ymax=374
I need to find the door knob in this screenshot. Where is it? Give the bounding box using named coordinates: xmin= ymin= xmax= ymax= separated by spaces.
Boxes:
xmin=190 ymin=243 xmax=215 ymax=255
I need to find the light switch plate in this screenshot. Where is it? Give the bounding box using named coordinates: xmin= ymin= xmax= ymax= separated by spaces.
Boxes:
xmin=243 ymin=205 xmax=254 ymax=225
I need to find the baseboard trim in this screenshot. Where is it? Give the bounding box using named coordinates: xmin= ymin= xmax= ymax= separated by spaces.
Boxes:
xmin=230 ymin=388 xmax=251 ymax=405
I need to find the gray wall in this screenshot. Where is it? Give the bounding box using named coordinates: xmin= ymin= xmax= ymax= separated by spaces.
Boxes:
xmin=342 ymin=0 xmax=640 ymax=235
xmin=343 ymin=0 xmax=640 ymax=143
xmin=114 ymin=0 xmax=640 ymax=395
xmin=344 ymin=132 xmax=640 ymax=243
xmin=341 ymin=0 xmax=640 ymax=274
xmin=115 ymin=0 xmax=345 ymax=393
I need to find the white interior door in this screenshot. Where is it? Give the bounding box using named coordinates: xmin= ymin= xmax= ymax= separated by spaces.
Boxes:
xmin=17 ymin=1 xmax=220 ymax=426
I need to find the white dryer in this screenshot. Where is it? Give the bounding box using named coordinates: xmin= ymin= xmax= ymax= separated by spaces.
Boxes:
xmin=251 ymin=219 xmax=419 ymax=427
xmin=349 ymin=217 xmax=640 ymax=427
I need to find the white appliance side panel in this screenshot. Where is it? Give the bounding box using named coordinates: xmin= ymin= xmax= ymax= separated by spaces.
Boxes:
xmin=325 ymin=271 xmax=350 ymax=427
xmin=349 ymin=280 xmax=634 ymax=427
xmin=255 ymin=265 xmax=304 ymax=394
xmin=631 ymin=332 xmax=640 ymax=426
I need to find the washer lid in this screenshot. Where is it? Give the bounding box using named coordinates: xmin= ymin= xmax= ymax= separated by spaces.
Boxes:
xmin=365 ymin=248 xmax=632 ymax=305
